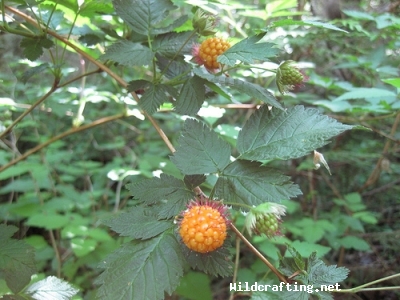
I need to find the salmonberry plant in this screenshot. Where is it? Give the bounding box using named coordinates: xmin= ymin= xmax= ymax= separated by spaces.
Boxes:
xmin=3 ymin=0 xmax=398 ymax=300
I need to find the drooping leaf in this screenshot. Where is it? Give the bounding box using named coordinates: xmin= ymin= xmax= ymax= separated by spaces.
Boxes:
xmin=269 ymin=19 xmax=348 ymax=33
xmin=218 ymin=34 xmax=279 ymax=66
xmin=237 ymin=105 xmax=353 ymax=161
xmin=214 ymin=160 xmax=302 ymax=206
xmin=127 ymin=173 xmax=193 ymax=219
xmin=153 ymin=31 xmax=195 ymax=58
xmin=0 ymin=224 xmax=36 ymax=294
xmin=193 ymin=68 xmax=282 ymax=109
xmin=333 ymin=88 xmax=396 ymax=101
xmin=25 ymin=276 xmax=79 ymax=300
xmin=102 ymin=207 xmax=174 ymax=239
xmin=170 ymin=118 xmax=231 ymax=175
xmin=20 ymin=37 xmax=54 ymax=61
xmin=100 ymin=40 xmax=154 ymax=66
xmin=96 ymin=232 xmax=185 ymax=300
xmin=181 ymin=239 xmax=233 ymax=277
xmin=20 ymin=63 xmax=49 ymax=84
xmin=112 ymin=0 xmax=181 ymax=36
xmin=175 ymin=76 xmax=206 ymax=116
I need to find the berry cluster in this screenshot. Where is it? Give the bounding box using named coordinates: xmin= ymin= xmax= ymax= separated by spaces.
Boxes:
xmin=198 ymin=37 xmax=230 ymax=70
xmin=253 ymin=213 xmax=279 ymax=237
xmin=178 ymin=200 xmax=228 ymax=253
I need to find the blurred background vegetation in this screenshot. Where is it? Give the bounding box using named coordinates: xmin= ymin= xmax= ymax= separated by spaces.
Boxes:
xmin=0 ymin=0 xmax=399 ymax=299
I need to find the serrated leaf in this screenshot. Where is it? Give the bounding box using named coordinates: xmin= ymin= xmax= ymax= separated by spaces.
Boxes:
xmin=153 ymin=31 xmax=195 ymax=58
xmin=138 ymin=83 xmax=170 ymax=114
xmin=25 ymin=276 xmax=79 ymax=300
xmin=307 ymin=252 xmax=349 ymax=287
xmin=181 ymin=240 xmax=233 ymax=277
xmin=20 ymin=63 xmax=49 ymax=84
xmin=269 ymin=19 xmax=348 ymax=33
xmin=170 ymin=118 xmax=231 ymax=175
xmin=127 ymin=174 xmax=193 ymax=219
xmin=112 ymin=0 xmax=177 ymax=36
xmin=333 ymin=88 xmax=396 ymax=101
xmin=103 ymin=207 xmax=174 ymax=238
xmin=100 ymin=40 xmax=153 ymax=66
xmin=218 ymin=34 xmax=279 ymax=66
xmin=183 ymin=174 xmax=206 ymax=190
xmin=20 ymin=37 xmax=54 ymax=61
xmin=0 ymin=224 xmax=36 ymax=294
xmin=96 ymin=232 xmax=185 ymax=300
xmin=214 ymin=160 xmax=301 ymax=206
xmin=156 ymin=54 xmax=191 ymax=80
xmin=193 ymin=68 xmax=282 ymax=109
xmin=237 ymin=105 xmax=353 ymax=160
xmin=175 ymin=76 xmax=206 ymax=116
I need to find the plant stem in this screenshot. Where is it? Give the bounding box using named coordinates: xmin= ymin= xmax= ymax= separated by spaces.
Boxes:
xmin=230 ymin=223 xmax=288 ymax=283
xmin=0 ymin=83 xmax=58 ymax=139
xmin=0 ymin=113 xmax=126 ymax=173
xmin=336 ymin=273 xmax=400 ymax=293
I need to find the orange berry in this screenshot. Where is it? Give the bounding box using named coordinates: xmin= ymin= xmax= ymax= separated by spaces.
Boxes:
xmin=198 ymin=37 xmax=230 ymax=70
xmin=178 ymin=200 xmax=229 ymax=253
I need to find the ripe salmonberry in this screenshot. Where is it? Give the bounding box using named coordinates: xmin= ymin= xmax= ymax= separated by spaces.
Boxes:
xmin=177 ymin=199 xmax=229 ymax=253
xmin=196 ymin=37 xmax=230 ymax=70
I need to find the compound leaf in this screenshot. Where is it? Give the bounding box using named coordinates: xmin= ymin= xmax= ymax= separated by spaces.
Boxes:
xmin=237 ymin=105 xmax=353 ymax=161
xmin=25 ymin=276 xmax=79 ymax=300
xmin=96 ymin=232 xmax=185 ymax=300
xmin=138 ymin=83 xmax=170 ymax=114
xmin=0 ymin=224 xmax=36 ymax=294
xmin=218 ymin=34 xmax=279 ymax=66
xmin=20 ymin=37 xmax=54 ymax=61
xmin=100 ymin=40 xmax=154 ymax=66
xmin=170 ymin=118 xmax=231 ymax=175
xmin=214 ymin=160 xmax=301 ymax=206
xmin=175 ymin=76 xmax=206 ymax=116
xmin=127 ymin=173 xmax=193 ymax=219
xmin=102 ymin=207 xmax=174 ymax=239
xmin=193 ymin=68 xmax=282 ymax=109
xmin=307 ymin=252 xmax=349 ymax=287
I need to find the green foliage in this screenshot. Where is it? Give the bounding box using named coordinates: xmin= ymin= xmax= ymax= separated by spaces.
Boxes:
xmin=1 ymin=0 xmax=399 ymax=299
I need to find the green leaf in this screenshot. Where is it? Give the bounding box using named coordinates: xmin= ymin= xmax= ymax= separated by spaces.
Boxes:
xmin=102 ymin=207 xmax=174 ymax=238
xmin=342 ymin=10 xmax=375 ymax=21
xmin=70 ymin=238 xmax=97 ymax=257
xmin=20 ymin=37 xmax=54 ymax=61
xmin=26 ymin=212 xmax=70 ymax=229
xmin=269 ymin=19 xmax=348 ymax=33
xmin=127 ymin=174 xmax=193 ymax=219
xmin=112 ymin=0 xmax=178 ymax=36
xmin=153 ymin=32 xmax=195 ymax=58
xmin=333 ymin=88 xmax=397 ymax=101
xmin=139 ymin=83 xmax=170 ymax=114
xmin=307 ymin=252 xmax=349 ymax=286
xmin=339 ymin=236 xmax=370 ymax=251
xmin=382 ymin=78 xmax=400 ymax=88
xmin=20 ymin=63 xmax=50 ymax=84
xmin=170 ymin=118 xmax=231 ymax=175
xmin=175 ymin=272 xmax=212 ymax=300
xmin=181 ymin=242 xmax=233 ymax=277
xmin=237 ymin=105 xmax=353 ymax=160
xmin=183 ymin=174 xmax=206 ymax=190
xmin=218 ymin=34 xmax=279 ymax=66
xmin=214 ymin=160 xmax=302 ymax=206
xmin=0 ymin=224 xmax=36 ymax=294
xmin=175 ymin=76 xmax=206 ymax=116
xmin=25 ymin=276 xmax=79 ymax=300
xmin=156 ymin=55 xmax=191 ymax=80
xmin=96 ymin=232 xmax=185 ymax=300
xmin=193 ymin=68 xmax=283 ymax=109
xmin=100 ymin=40 xmax=154 ymax=66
